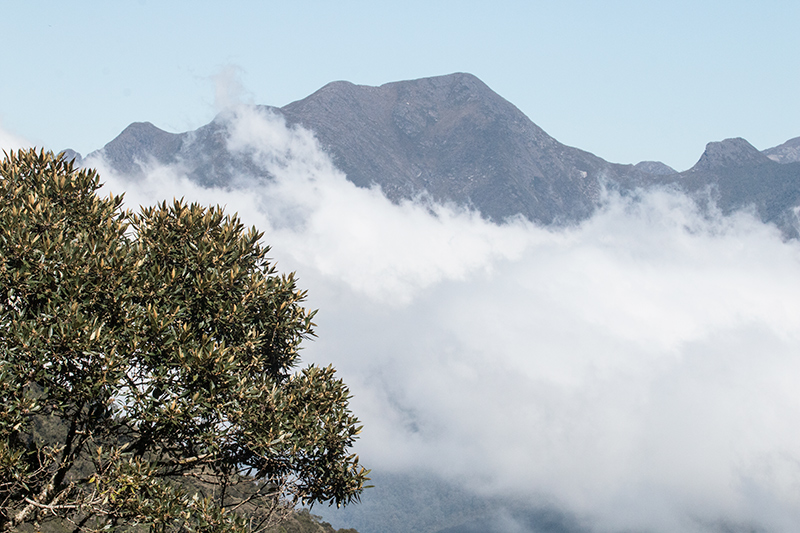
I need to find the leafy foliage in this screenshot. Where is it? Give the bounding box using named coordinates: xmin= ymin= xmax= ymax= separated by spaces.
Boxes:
xmin=0 ymin=149 xmax=368 ymax=533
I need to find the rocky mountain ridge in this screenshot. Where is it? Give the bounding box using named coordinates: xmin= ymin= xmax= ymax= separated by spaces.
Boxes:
xmin=69 ymin=72 xmax=800 ymax=236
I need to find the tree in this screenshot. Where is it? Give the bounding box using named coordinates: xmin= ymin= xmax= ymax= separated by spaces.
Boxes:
xmin=0 ymin=149 xmax=369 ymax=533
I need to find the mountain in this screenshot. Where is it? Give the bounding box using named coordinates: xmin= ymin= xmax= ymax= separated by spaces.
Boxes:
xmin=658 ymin=138 xmax=800 ymax=237
xmin=79 ymin=72 xmax=800 ymax=235
xmin=100 ymin=121 xmax=183 ymax=174
xmin=85 ymin=73 xmax=662 ymax=225
xmin=276 ymin=74 xmax=654 ymax=224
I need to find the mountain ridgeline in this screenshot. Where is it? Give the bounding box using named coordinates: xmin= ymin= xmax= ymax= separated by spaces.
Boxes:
xmin=76 ymin=72 xmax=800 ymax=236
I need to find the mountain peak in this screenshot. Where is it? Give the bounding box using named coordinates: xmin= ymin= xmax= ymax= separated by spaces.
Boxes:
xmin=691 ymin=137 xmax=771 ymax=171
xmin=634 ymin=160 xmax=676 ymax=175
xmin=280 ymin=72 xmax=603 ymax=223
xmin=94 ymin=121 xmax=183 ymax=174
xmin=283 ymin=73 xmax=499 ymax=121
xmin=763 ymin=136 xmax=800 ymax=164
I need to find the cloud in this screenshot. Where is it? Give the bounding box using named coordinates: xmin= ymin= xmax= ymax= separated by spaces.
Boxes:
xmin=93 ymin=107 xmax=800 ymax=532
xmin=209 ymin=65 xmax=254 ymax=112
xmin=0 ymin=122 xmax=32 ymax=152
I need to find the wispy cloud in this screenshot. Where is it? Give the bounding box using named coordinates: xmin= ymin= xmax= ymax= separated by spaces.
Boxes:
xmin=0 ymin=122 xmax=32 ymax=152
xmin=92 ymin=107 xmax=800 ymax=532
xmin=209 ymin=65 xmax=254 ymax=113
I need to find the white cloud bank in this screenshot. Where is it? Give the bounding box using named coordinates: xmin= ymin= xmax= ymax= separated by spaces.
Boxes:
xmin=92 ymin=107 xmax=800 ymax=533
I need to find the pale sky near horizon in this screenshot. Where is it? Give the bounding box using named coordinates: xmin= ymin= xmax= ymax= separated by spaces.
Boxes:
xmin=1 ymin=0 xmax=798 ymax=171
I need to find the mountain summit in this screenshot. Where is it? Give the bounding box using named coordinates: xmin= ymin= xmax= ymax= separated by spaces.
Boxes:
xmin=690 ymin=137 xmax=772 ymax=171
xmin=278 ymin=72 xmax=641 ymax=223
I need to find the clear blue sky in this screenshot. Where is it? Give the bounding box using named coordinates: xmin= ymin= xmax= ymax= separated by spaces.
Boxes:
xmin=1 ymin=0 xmax=798 ymax=171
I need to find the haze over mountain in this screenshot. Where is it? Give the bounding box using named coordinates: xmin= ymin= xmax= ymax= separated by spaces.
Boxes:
xmin=76 ymin=72 xmax=800 ymax=238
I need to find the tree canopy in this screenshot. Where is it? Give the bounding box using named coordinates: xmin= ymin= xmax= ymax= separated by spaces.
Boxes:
xmin=0 ymin=149 xmax=368 ymax=533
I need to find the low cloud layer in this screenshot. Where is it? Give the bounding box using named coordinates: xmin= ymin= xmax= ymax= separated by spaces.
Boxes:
xmin=90 ymin=108 xmax=800 ymax=532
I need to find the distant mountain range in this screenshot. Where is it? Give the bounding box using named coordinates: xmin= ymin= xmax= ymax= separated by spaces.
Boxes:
xmin=66 ymin=72 xmax=800 ymax=236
